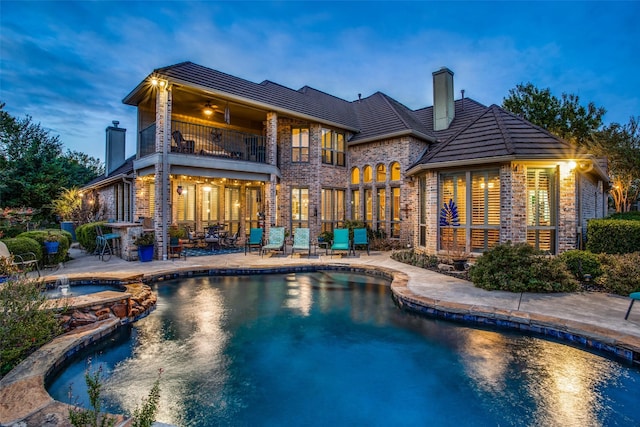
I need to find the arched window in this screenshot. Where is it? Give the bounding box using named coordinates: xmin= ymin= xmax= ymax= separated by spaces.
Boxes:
xmin=376 ymin=164 xmax=387 ymax=182
xmin=351 ymin=167 xmax=360 ymax=185
xmin=390 ymin=162 xmax=401 ymax=181
xmin=363 ymin=165 xmax=372 ymax=183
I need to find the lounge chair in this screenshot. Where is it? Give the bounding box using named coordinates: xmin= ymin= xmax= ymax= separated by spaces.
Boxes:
xmin=171 ymin=130 xmax=195 ymax=153
xmin=290 ymin=228 xmax=310 ymax=257
xmin=352 ymin=228 xmax=370 ymax=256
xmin=244 ymin=228 xmax=263 ymax=255
xmin=0 ymin=241 xmax=40 ymax=277
xmin=262 ymin=227 xmax=285 ymax=257
xmin=330 ymin=228 xmax=350 ymax=258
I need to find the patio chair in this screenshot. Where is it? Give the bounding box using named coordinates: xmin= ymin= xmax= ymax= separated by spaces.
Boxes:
xmin=245 ymin=227 xmax=263 ymax=255
xmin=625 ymin=292 xmax=640 ymax=320
xmin=171 ymin=130 xmax=195 ymax=153
xmin=330 ymin=228 xmax=350 ymax=258
xmin=0 ymin=241 xmax=40 ymax=277
xmin=352 ymin=228 xmax=370 ymax=256
xmin=95 ymin=225 xmax=120 ymax=261
xmin=290 ymin=228 xmax=310 ymax=257
xmin=262 ymin=227 xmax=285 ymax=257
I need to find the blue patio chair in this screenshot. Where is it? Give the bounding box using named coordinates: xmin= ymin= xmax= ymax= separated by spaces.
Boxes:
xmin=330 ymin=228 xmax=350 ymax=258
xmin=290 ymin=228 xmax=310 ymax=257
xmin=262 ymin=227 xmax=285 ymax=257
xmin=352 ymin=228 xmax=370 ymax=256
xmin=244 ymin=228 xmax=263 ymax=255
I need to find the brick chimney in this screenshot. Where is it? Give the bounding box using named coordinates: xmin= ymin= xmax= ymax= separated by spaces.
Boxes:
xmin=105 ymin=120 xmax=126 ymax=176
xmin=433 ymin=67 xmax=455 ymax=131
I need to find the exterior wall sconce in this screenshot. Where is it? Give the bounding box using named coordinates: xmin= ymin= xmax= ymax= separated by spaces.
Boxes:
xmin=176 ymin=185 xmax=183 ymax=195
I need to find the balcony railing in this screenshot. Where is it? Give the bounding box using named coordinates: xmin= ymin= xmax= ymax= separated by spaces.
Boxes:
xmin=138 ymin=120 xmax=267 ymax=163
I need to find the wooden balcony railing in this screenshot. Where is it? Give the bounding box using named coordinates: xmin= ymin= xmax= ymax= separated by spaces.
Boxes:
xmin=138 ymin=121 xmax=267 ymax=163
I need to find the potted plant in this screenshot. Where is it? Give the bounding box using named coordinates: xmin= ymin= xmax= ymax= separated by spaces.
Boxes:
xmin=50 ymin=188 xmax=82 ymax=241
xmin=134 ymin=232 xmax=155 ymax=262
xmin=169 ymin=225 xmax=186 ymax=245
xmin=44 ymin=232 xmax=60 ymax=254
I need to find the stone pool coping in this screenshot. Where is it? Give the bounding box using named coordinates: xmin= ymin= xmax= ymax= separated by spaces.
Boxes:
xmin=2 ymin=263 xmax=639 ymax=426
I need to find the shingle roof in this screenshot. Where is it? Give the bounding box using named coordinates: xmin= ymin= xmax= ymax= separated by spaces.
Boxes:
xmin=412 ymin=105 xmax=590 ymax=168
xmin=83 ymin=155 xmax=134 ymax=188
xmin=125 ymin=62 xmax=359 ymax=130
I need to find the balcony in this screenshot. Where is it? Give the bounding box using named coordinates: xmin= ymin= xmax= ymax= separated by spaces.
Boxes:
xmin=139 ymin=120 xmax=267 ymax=163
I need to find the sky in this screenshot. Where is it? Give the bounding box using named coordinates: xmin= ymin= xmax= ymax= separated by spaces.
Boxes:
xmin=1 ymin=1 xmax=639 ymax=162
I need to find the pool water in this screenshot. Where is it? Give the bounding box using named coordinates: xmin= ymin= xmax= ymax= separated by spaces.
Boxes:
xmin=41 ymin=284 xmax=123 ymax=299
xmin=48 ymin=272 xmax=640 ymax=426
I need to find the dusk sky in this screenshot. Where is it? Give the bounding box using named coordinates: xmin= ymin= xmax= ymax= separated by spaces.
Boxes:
xmin=1 ymin=1 xmax=638 ymax=162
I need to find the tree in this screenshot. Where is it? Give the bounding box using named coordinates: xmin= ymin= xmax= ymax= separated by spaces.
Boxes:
xmin=502 ymin=82 xmax=606 ymax=145
xmin=0 ymin=103 xmax=103 ymax=220
xmin=591 ymin=117 xmax=640 ymax=212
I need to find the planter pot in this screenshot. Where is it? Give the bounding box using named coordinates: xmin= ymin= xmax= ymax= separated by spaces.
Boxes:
xmin=137 ymin=244 xmax=154 ymax=262
xmin=61 ymin=221 xmax=76 ymax=241
xmin=44 ymin=241 xmax=60 ymax=254
xmin=453 ymin=259 xmax=467 ymax=271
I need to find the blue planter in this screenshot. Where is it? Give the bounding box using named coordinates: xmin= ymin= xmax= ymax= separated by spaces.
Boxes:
xmin=138 ymin=244 xmax=154 ymax=262
xmin=61 ymin=221 xmax=76 ymax=241
xmin=44 ymin=241 xmax=60 ymax=254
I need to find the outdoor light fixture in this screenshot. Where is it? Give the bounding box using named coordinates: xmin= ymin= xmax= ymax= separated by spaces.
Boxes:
xmin=177 ymin=185 xmax=183 ymax=195
xmin=203 ymin=102 xmax=214 ymax=116
xmin=568 ymin=160 xmax=577 ymax=170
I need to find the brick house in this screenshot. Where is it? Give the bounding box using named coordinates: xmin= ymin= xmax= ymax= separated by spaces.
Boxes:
xmin=85 ymin=62 xmax=609 ymax=259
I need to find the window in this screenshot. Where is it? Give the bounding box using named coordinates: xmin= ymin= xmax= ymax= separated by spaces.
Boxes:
xmin=321 ymin=129 xmax=345 ymax=166
xmin=363 ymin=165 xmax=372 ymax=183
xmin=351 ymin=167 xmax=360 ymax=185
xmin=224 ymin=187 xmax=240 ymax=235
xmin=291 ymin=187 xmax=309 ymax=230
xmin=176 ymin=182 xmax=196 ymax=223
xmin=364 ymin=189 xmax=373 ymax=229
xmin=321 ymin=189 xmax=345 ymax=233
xmin=245 ymin=187 xmax=262 ymax=231
xmin=201 ymin=185 xmax=220 ymax=223
xmin=376 ymin=164 xmax=387 ymax=182
xmin=470 ymin=171 xmax=500 ymax=252
xmin=419 ymin=177 xmax=427 ymax=247
xmin=376 ymin=188 xmax=386 ymax=235
xmin=439 ymin=173 xmax=466 ymax=253
xmin=391 ymin=187 xmax=401 ymax=238
xmin=351 ymin=189 xmax=360 ymax=220
xmin=292 ymin=127 xmax=309 ymax=162
xmin=390 ymin=162 xmax=401 ymax=181
xmin=527 ymin=168 xmax=556 ymax=253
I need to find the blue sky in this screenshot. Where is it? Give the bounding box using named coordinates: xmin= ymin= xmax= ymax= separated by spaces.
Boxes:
xmin=1 ymin=1 xmax=639 ymax=162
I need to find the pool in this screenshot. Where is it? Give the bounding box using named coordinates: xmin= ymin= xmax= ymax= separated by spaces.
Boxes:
xmin=47 ymin=272 xmax=640 ymax=426
xmin=41 ymin=284 xmax=124 ymax=299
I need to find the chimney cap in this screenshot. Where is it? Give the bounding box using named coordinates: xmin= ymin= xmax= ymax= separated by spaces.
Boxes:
xmin=112 ymin=120 xmax=119 ymax=128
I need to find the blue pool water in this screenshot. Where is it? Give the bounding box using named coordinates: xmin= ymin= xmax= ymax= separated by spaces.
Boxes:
xmin=48 ymin=272 xmax=640 ymax=426
xmin=41 ymin=284 xmax=123 ymax=299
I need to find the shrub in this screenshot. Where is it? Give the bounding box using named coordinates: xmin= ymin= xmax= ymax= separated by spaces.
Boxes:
xmin=595 ymin=252 xmax=640 ymax=295
xmin=469 ymin=242 xmax=578 ymax=293
xmin=557 ymin=250 xmax=603 ymax=281
xmin=586 ymin=219 xmax=640 ymax=254
xmin=2 ymin=237 xmax=42 ymax=262
xmin=17 ymin=230 xmax=70 ymax=265
xmin=391 ymin=249 xmax=439 ymax=269
xmin=0 ymin=276 xmax=62 ymax=375
xmin=76 ymin=221 xmax=106 ymax=254
xmin=607 ymin=211 xmax=640 ymax=221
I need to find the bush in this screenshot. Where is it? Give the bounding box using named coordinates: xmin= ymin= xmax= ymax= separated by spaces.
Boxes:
xmin=2 ymin=237 xmax=42 ymax=262
xmin=17 ymin=230 xmax=70 ymax=265
xmin=595 ymin=252 xmax=640 ymax=295
xmin=469 ymin=242 xmax=578 ymax=293
xmin=586 ymin=219 xmax=640 ymax=254
xmin=391 ymin=249 xmax=439 ymax=269
xmin=557 ymin=250 xmax=603 ymax=281
xmin=0 ymin=276 xmax=62 ymax=375
xmin=76 ymin=221 xmax=106 ymax=254
xmin=607 ymin=211 xmax=640 ymax=221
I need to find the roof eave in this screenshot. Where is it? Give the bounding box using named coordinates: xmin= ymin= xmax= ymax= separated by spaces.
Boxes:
xmin=349 ymin=129 xmax=435 ymax=146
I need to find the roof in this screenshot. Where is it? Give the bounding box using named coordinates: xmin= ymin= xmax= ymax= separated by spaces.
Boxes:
xmin=410 ymin=104 xmax=594 ymax=171
xmin=83 ymin=155 xmax=135 ymax=189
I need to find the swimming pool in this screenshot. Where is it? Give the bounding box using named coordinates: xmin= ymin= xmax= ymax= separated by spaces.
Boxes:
xmin=48 ymin=271 xmax=640 ymax=426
